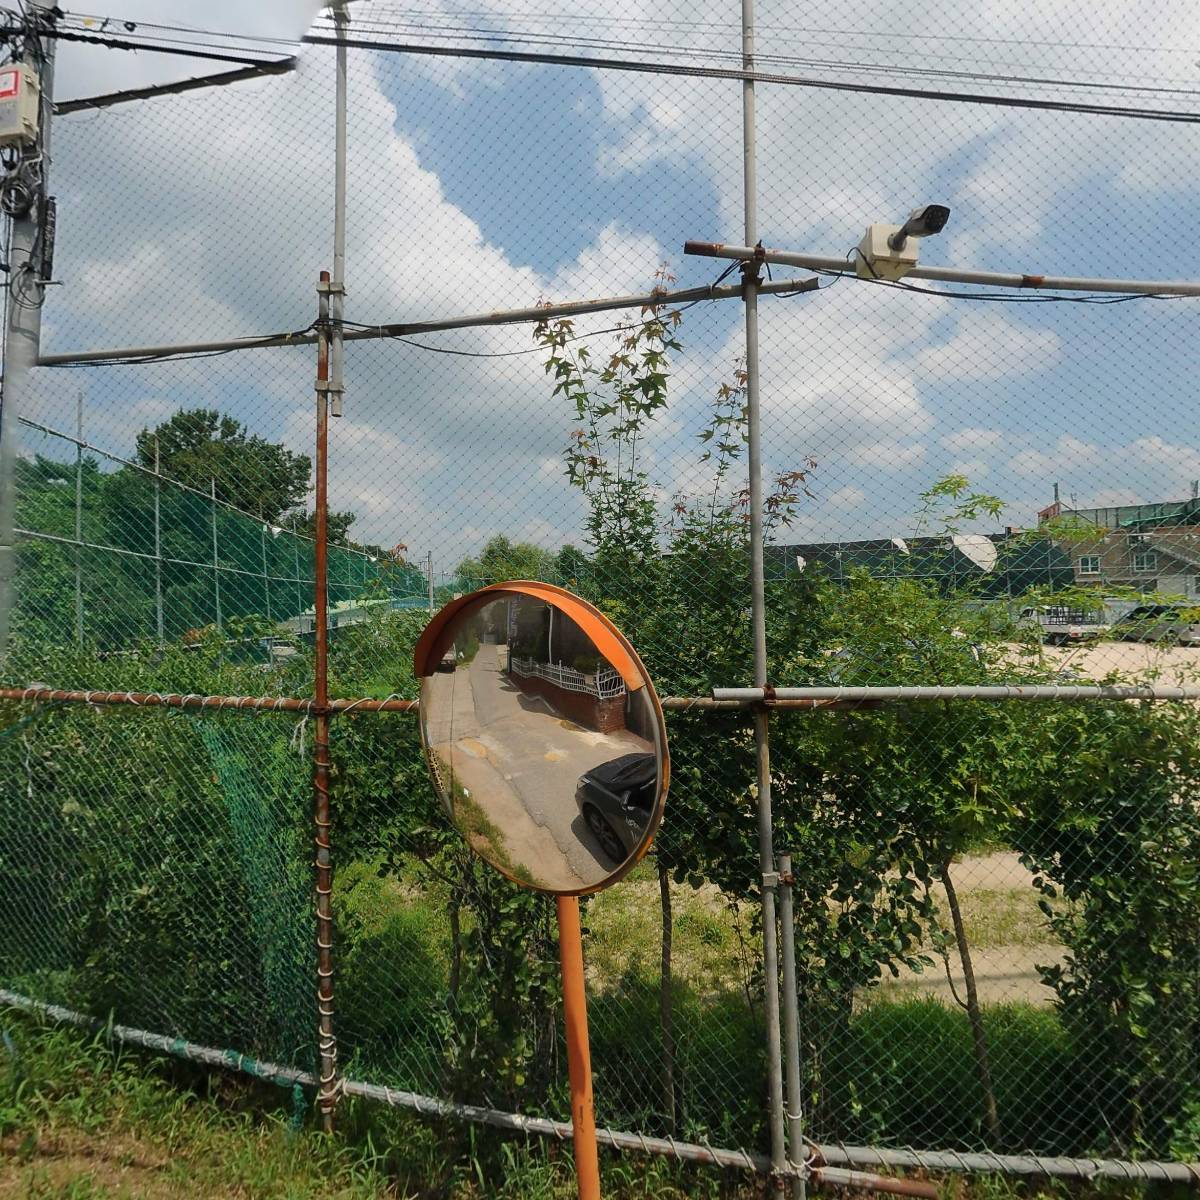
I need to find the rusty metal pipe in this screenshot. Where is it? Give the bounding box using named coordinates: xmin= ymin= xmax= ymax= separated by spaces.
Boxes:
xmin=0 ymin=688 xmax=878 ymax=715
xmin=0 ymin=687 xmax=418 ymax=712
xmin=811 ymin=1168 xmax=939 ymax=1198
xmin=313 ymin=271 xmax=338 ymax=1131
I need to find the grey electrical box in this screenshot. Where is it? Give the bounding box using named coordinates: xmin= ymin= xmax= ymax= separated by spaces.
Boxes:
xmin=0 ymin=64 xmax=40 ymax=147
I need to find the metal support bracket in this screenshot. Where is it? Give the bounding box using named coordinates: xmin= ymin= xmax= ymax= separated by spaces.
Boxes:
xmin=740 ymin=241 xmax=766 ymax=287
xmin=316 ymin=279 xmax=346 ymax=295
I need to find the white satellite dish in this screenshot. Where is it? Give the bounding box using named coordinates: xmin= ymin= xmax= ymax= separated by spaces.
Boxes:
xmin=951 ymin=533 xmax=998 ymax=574
xmin=891 ymin=537 xmax=910 ymax=555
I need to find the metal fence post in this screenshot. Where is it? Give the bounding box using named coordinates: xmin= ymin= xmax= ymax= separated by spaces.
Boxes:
xmin=153 ymin=435 xmax=164 ymax=642
xmin=293 ymin=537 xmax=302 ymax=617
xmin=260 ymin=515 xmax=272 ymax=622
xmin=740 ymin=0 xmax=788 ymax=1186
xmin=210 ymin=477 xmax=222 ymax=632
xmin=313 ymin=271 xmax=338 ymax=1131
xmin=778 ymin=853 xmax=807 ymax=1198
xmin=73 ymin=391 xmax=83 ymax=644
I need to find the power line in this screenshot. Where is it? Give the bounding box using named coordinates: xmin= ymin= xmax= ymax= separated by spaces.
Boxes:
xmin=298 ymin=33 xmax=1200 ymax=125
xmin=333 ymin=13 xmax=1200 ymax=91
xmin=317 ymin=4 xmax=1200 ymax=57
xmin=51 ymin=9 xmax=1200 ymax=117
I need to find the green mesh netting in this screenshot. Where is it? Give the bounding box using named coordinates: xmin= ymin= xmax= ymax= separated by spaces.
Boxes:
xmin=0 ymin=703 xmax=315 ymax=1073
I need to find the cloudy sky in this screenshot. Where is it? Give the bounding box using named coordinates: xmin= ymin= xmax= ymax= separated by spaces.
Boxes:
xmin=22 ymin=0 xmax=1200 ymax=571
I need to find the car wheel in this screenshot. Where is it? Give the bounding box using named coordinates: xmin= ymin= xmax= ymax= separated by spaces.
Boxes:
xmin=583 ymin=804 xmax=625 ymax=864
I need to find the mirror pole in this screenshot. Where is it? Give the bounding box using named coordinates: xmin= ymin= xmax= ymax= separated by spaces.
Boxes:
xmin=556 ymin=895 xmax=601 ymax=1200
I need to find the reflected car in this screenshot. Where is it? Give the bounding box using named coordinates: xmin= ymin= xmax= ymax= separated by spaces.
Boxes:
xmin=1112 ymin=604 xmax=1200 ymax=645
xmin=576 ymin=752 xmax=657 ymax=865
xmin=437 ymin=649 xmax=457 ymax=673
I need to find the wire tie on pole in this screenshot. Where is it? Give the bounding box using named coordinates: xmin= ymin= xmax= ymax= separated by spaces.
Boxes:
xmin=290 ymin=715 xmax=309 ymax=756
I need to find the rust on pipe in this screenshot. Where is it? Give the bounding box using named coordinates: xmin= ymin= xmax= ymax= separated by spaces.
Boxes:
xmin=557 ymin=895 xmax=602 ymax=1200
xmin=313 ymin=271 xmax=338 ymax=1132
xmin=811 ymin=1168 xmax=939 ymax=1198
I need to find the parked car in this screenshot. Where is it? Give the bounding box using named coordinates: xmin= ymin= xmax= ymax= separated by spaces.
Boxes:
xmin=576 ymin=752 xmax=657 ymax=865
xmin=1111 ymin=604 xmax=1200 ymax=645
xmin=1018 ymin=604 xmax=1108 ymax=645
xmin=437 ymin=648 xmax=457 ymax=672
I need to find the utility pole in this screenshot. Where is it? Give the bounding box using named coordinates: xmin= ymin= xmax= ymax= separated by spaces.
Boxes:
xmin=427 ymin=550 xmax=434 ymax=613
xmin=0 ymin=1 xmax=56 ymax=660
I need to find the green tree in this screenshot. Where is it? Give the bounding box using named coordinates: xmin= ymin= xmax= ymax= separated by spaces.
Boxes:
xmin=553 ymin=543 xmax=590 ymax=586
xmin=279 ymin=507 xmax=358 ymax=546
xmin=1007 ymin=698 xmax=1200 ymax=1157
xmin=456 ymin=535 xmax=553 ymax=586
xmin=135 ymin=409 xmax=310 ymax=523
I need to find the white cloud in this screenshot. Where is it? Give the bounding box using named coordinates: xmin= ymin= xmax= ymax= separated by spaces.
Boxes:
xmin=941 ymin=428 xmax=1002 ymax=453
xmin=826 ymin=485 xmax=867 ymax=508
xmin=951 ymin=459 xmax=989 ymax=480
xmin=845 ymin=442 xmax=926 ymax=469
xmin=917 ymin=312 xmax=1061 ymax=381
xmin=27 ymin=0 xmax=1200 ymax=571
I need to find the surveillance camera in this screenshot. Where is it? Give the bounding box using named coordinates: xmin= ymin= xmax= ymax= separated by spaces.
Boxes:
xmin=888 ymin=205 xmax=950 ymax=250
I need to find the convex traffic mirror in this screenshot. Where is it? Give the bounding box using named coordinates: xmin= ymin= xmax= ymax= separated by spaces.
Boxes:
xmin=413 ymin=582 xmax=669 ymax=894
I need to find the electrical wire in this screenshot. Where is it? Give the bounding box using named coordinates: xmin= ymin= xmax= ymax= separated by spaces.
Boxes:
xmin=828 ymin=247 xmax=1187 ymax=304
xmin=50 ymin=10 xmax=1200 ymax=118
xmin=331 ymin=4 xmax=1200 ymax=58
xmin=300 ymin=34 xmax=1200 ymax=124
xmin=58 ymin=9 xmax=1200 ymax=98
xmin=320 ymin=14 xmax=1200 ymax=93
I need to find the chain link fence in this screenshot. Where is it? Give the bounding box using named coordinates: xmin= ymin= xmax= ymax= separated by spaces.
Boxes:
xmin=3 ymin=0 xmax=1200 ymax=1186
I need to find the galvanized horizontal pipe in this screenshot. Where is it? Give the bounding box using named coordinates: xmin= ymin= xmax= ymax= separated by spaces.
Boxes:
xmin=1 ymin=988 xmax=790 ymax=1177
xmin=338 ymin=1076 xmax=775 ymax=1174
xmin=36 ymin=276 xmax=818 ymax=367
xmin=714 ymin=684 xmax=1200 ymax=702
xmin=0 ymin=986 xmax=775 ymax=1177
xmin=814 ymin=1142 xmax=1200 ymax=1185
xmin=0 ymin=987 xmax=314 ymax=1088
xmin=683 ymin=242 xmax=1200 ymax=297
xmin=5 ymin=980 xmax=1195 ymax=1183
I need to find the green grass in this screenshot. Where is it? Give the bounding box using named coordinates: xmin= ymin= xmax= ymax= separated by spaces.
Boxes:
xmin=0 ymin=1019 xmax=390 ymax=1199
xmin=0 ymin=1016 xmax=749 ymax=1198
xmin=0 ymin=1014 xmax=1149 ymax=1200
xmin=955 ymin=887 xmax=1050 ymax=950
